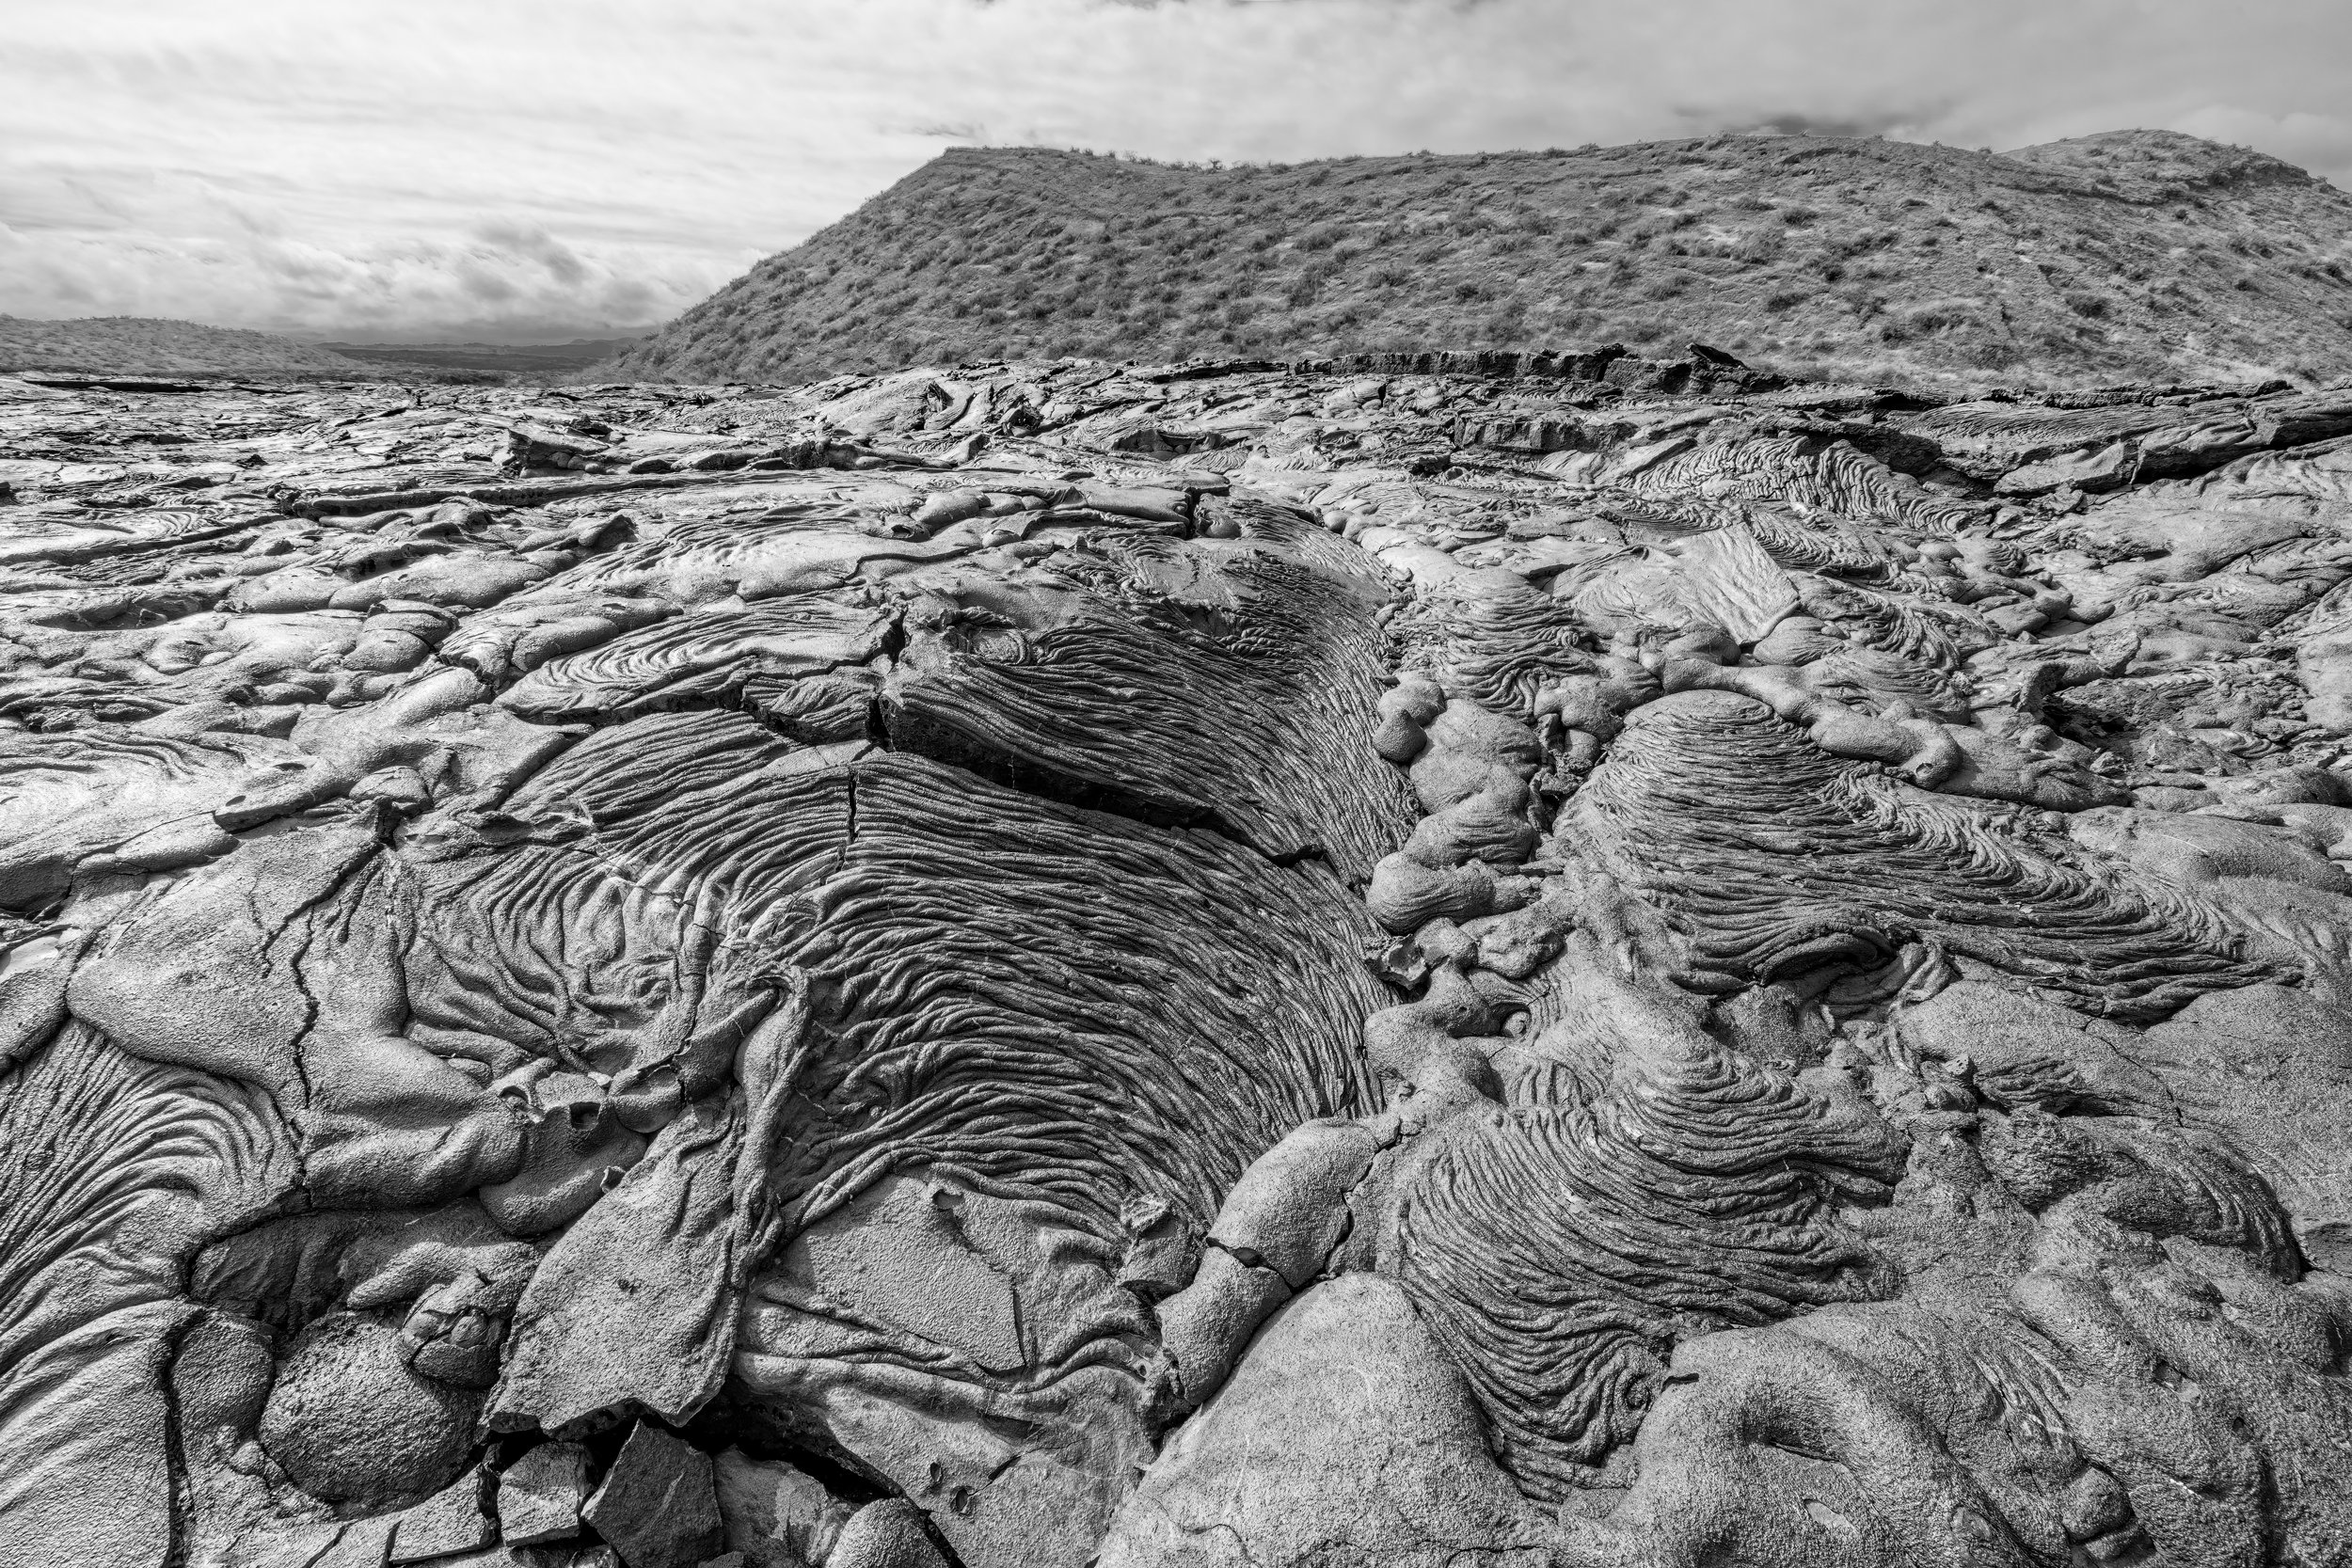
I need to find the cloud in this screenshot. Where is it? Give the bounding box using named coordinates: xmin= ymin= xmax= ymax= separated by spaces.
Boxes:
xmin=3 ymin=0 xmax=2348 ymax=341
xmin=0 ymin=209 xmax=727 ymax=341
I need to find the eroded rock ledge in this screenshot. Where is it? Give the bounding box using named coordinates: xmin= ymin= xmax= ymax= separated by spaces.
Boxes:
xmin=5 ymin=356 xmax=2352 ymax=1568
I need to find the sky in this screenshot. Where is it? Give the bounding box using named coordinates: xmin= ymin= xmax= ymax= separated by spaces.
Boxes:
xmin=4 ymin=0 xmax=2349 ymax=343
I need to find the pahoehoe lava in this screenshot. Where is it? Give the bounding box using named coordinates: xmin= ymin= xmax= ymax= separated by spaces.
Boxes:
xmin=6 ymin=345 xmax=2352 ymax=1568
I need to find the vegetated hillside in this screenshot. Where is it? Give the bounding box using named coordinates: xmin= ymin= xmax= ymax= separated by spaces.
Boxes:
xmin=0 ymin=316 xmax=377 ymax=379
xmin=609 ymin=130 xmax=2352 ymax=389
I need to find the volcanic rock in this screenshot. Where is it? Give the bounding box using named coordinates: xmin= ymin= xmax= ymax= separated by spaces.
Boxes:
xmin=4 ymin=356 xmax=2352 ymax=1568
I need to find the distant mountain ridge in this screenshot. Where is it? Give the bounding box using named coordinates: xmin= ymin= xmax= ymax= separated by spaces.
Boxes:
xmin=0 ymin=318 xmax=643 ymax=383
xmin=607 ymin=129 xmax=2352 ymax=388
xmin=319 ymin=338 xmax=645 ymax=375
xmin=0 ymin=315 xmax=374 ymax=380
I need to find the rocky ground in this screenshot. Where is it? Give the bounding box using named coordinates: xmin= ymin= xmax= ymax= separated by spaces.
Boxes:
xmin=6 ymin=348 xmax=2352 ymax=1567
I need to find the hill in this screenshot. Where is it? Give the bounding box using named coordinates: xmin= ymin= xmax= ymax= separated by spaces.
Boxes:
xmin=0 ymin=315 xmax=378 ymax=380
xmin=607 ymin=130 xmax=2352 ymax=389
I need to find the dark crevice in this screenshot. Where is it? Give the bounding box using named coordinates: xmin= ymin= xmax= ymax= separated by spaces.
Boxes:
xmin=876 ymin=610 xmax=910 ymax=662
xmin=916 ymin=1510 xmax=970 ymax=1568
xmin=841 ymin=767 xmax=859 ymax=862
xmin=878 ymin=701 xmax=1323 ymax=872
xmin=682 ymin=1383 xmax=896 ymax=1506
xmin=158 ymin=1310 xmax=197 ymax=1568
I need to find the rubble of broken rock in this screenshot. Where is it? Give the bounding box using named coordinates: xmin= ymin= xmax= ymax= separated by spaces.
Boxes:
xmin=8 ymin=352 xmax=2352 ymax=1568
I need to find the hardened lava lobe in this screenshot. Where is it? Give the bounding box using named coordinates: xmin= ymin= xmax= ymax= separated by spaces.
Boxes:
xmin=6 ymin=349 xmax=2352 ymax=1567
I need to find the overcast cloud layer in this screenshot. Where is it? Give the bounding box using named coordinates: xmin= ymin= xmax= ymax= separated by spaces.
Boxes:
xmin=5 ymin=0 xmax=2349 ymax=342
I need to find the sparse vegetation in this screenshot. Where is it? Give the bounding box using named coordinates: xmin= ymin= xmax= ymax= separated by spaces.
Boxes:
xmin=609 ymin=130 xmax=2352 ymax=388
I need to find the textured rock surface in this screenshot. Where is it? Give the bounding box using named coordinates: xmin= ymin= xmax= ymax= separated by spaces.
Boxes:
xmin=5 ymin=356 xmax=2352 ymax=1568
xmin=582 ymin=1424 xmax=724 ymax=1568
xmin=500 ymin=1440 xmax=593 ymax=1547
xmin=1099 ymin=1274 xmax=1550 ymax=1566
